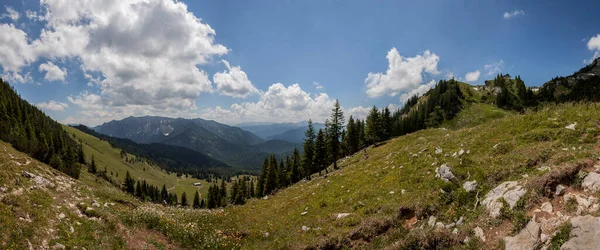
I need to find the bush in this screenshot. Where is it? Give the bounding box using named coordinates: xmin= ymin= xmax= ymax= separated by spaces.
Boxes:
xmin=550 ymin=222 xmax=572 ymax=249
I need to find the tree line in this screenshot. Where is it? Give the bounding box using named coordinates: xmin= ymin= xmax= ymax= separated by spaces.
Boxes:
xmin=0 ymin=78 xmax=84 ymax=178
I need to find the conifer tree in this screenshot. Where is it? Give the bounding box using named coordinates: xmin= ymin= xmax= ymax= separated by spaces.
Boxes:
xmin=302 ymin=119 xmax=316 ymax=176
xmin=161 ymin=184 xmax=168 ymax=202
xmin=181 ymin=192 xmax=188 ymax=207
xmin=328 ymin=100 xmax=344 ymax=169
xmin=124 ymin=171 xmax=135 ymax=194
xmin=314 ymin=129 xmax=327 ymax=172
xmin=88 ymin=155 xmax=97 ymax=174
xmin=290 ymin=149 xmax=301 ymax=182
xmin=193 ymin=190 xmax=200 ymax=209
xmin=346 ymin=116 xmax=359 ymax=155
xmin=366 ymin=106 xmax=380 ymax=145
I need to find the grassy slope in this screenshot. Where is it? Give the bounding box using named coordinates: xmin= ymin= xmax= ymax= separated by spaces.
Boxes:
xmin=63 ymin=125 xmax=211 ymax=198
xmin=221 ymin=103 xmax=600 ymax=248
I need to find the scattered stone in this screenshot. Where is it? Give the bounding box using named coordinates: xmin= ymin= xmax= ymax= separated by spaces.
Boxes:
xmin=474 ymin=227 xmax=486 ymax=242
xmin=435 ymin=147 xmax=443 ymax=154
xmin=582 ymin=172 xmax=600 ymax=193
xmin=435 ymin=222 xmax=445 ymax=229
xmin=91 ymin=201 xmax=100 ymax=208
xmin=540 ymin=202 xmax=553 ymax=213
xmin=463 ymin=180 xmax=477 ymax=192
xmin=401 ymin=189 xmax=406 ymax=195
xmin=264 ymin=232 xmax=270 ymax=237
xmin=456 ymin=217 xmax=464 ymax=227
xmin=52 ymin=243 xmax=66 ymax=250
xmin=435 ymin=164 xmax=456 ymax=182
xmin=336 ymin=213 xmax=351 ymax=219
xmin=389 ymin=191 xmax=395 ymax=194
xmin=563 ymin=193 xmax=598 ymax=214
xmin=58 ymin=213 xmax=66 ymax=219
xmin=565 ymin=122 xmax=577 ymax=130
xmin=0 ymin=186 xmax=7 ymax=193
xmin=537 ymin=166 xmax=551 ymax=171
xmin=302 ymin=226 xmax=310 ymax=232
xmin=262 ymin=195 xmax=269 ymax=200
xmin=555 ymin=185 xmax=567 ymax=196
xmin=301 ymin=212 xmax=308 ymax=216
xmin=445 ymin=223 xmax=455 ymax=229
xmin=26 ymin=239 xmax=34 ymax=250
xmin=452 ymin=228 xmax=458 ymax=234
xmin=69 ymin=226 xmax=74 ymax=234
xmin=481 ymin=181 xmax=527 ymax=218
xmin=428 ymin=216 xmax=437 ymax=227
xmin=22 ymin=171 xmax=35 ymax=178
xmin=458 ymin=149 xmax=465 ymax=156
xmin=503 ymin=220 xmax=540 ymax=250
xmin=540 ymin=233 xmax=548 ymax=243
xmin=560 ymin=215 xmax=600 ymax=249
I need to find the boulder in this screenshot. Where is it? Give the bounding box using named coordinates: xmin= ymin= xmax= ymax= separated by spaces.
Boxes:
xmin=555 ymin=185 xmax=566 ymax=196
xmin=435 ymin=164 xmax=456 ymax=182
xmin=463 ymin=180 xmax=477 ymax=192
xmin=582 ymin=172 xmax=600 ymax=192
xmin=503 ymin=220 xmax=541 ymax=250
xmin=481 ymin=181 xmax=527 ymax=218
xmin=560 ymin=215 xmax=600 ymax=250
xmin=563 ymin=193 xmax=598 ymax=214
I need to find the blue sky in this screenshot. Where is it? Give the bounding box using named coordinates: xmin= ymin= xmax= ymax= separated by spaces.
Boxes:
xmin=1 ymin=0 xmax=599 ymax=126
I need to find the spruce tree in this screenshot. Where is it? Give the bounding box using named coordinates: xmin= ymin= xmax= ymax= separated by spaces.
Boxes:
xmin=366 ymin=106 xmax=380 ymax=145
xmin=328 ymin=100 xmax=344 ymax=169
xmin=346 ymin=116 xmax=359 ymax=155
xmin=124 ymin=171 xmax=135 ymax=194
xmin=161 ymin=184 xmax=168 ymax=202
xmin=193 ymin=190 xmax=200 ymax=209
xmin=181 ymin=192 xmax=188 ymax=207
xmin=88 ymin=155 xmax=97 ymax=174
xmin=314 ymin=129 xmax=327 ymax=172
xmin=302 ymin=119 xmax=316 ymax=176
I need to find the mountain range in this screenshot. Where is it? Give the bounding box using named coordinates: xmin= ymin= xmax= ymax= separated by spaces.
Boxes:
xmin=93 ymin=116 xmax=302 ymax=170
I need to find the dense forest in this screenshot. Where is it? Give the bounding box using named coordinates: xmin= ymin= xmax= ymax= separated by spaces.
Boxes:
xmin=0 ymin=78 xmax=84 ymax=178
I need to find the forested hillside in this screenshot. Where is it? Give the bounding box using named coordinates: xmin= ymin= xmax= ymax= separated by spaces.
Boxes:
xmin=0 ymin=78 xmax=83 ymax=178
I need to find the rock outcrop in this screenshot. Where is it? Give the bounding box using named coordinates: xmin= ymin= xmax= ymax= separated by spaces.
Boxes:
xmin=482 ymin=181 xmax=527 ymax=218
xmin=560 ymin=215 xmax=600 ymax=250
xmin=503 ymin=220 xmax=540 ymax=250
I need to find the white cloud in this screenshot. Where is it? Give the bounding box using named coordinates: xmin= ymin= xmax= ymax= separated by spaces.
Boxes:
xmin=213 ymin=60 xmax=258 ymax=98
xmin=345 ymin=106 xmax=371 ymax=121
xmin=200 ymin=83 xmax=338 ymax=124
xmin=465 ymin=70 xmax=481 ymax=82
xmin=2 ymin=6 xmax=20 ymax=21
xmin=313 ymin=81 xmax=323 ymax=90
xmin=445 ymin=72 xmax=455 ymax=79
xmin=2 ymin=0 xmax=228 ymax=111
xmin=365 ymin=48 xmax=439 ymax=98
xmin=0 ymin=23 xmax=36 ymax=73
xmin=36 ymin=100 xmax=69 ymax=111
xmin=503 ymin=10 xmax=525 ymax=19
xmin=484 ymin=60 xmax=504 ymax=76
xmin=39 ymin=61 xmax=67 ymax=82
xmin=585 ymin=34 xmax=600 ymax=64
xmin=400 ymin=80 xmax=436 ymax=103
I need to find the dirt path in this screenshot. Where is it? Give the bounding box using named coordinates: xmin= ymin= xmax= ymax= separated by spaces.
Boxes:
xmin=167 ymin=178 xmax=180 ymax=191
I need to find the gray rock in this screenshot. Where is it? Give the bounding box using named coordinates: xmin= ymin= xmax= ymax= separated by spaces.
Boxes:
xmin=335 ymin=213 xmax=350 ymax=219
xmin=22 ymin=171 xmax=35 ymax=178
xmin=52 ymin=243 xmax=66 ymax=250
xmin=582 ymin=172 xmax=600 ymax=193
xmin=445 ymin=222 xmax=456 ymax=229
xmin=463 ymin=180 xmax=477 ymax=192
xmin=435 ymin=222 xmax=445 ymax=229
xmin=540 ymin=202 xmax=553 ymax=213
xmin=301 ymin=212 xmax=308 ymax=216
xmin=456 ymin=217 xmax=464 ymax=227
xmin=474 ymin=227 xmax=486 ymax=242
xmin=58 ymin=213 xmax=66 ymax=219
xmin=435 ymin=147 xmax=443 ymax=154
xmin=565 ymin=122 xmax=577 ymax=130
xmin=482 ymin=181 xmax=527 ymax=218
xmin=301 ymin=225 xmax=309 ymax=232
xmin=555 ymin=185 xmax=566 ymax=196
xmin=452 ymin=228 xmax=458 ymax=234
xmin=561 ymin=215 xmax=600 ymax=250
xmin=0 ymin=186 xmax=7 ymax=193
xmin=435 ymin=164 xmax=456 ymax=182
xmin=503 ymin=220 xmax=541 ymax=250
xmin=428 ymin=216 xmax=437 ymax=227
xmin=91 ymin=202 xmax=100 ymax=208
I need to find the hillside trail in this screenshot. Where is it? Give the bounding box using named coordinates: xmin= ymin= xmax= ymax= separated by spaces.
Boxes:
xmin=167 ymin=178 xmax=180 ymax=191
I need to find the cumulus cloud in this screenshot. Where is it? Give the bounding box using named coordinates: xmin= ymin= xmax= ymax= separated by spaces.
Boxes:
xmin=36 ymin=100 xmax=69 ymax=111
xmin=213 ymin=60 xmax=258 ymax=98
xmin=313 ymin=81 xmax=324 ymax=90
xmin=1 ymin=0 xmax=227 ymax=111
xmin=585 ymin=34 xmax=600 ymax=63
xmin=484 ymin=60 xmax=504 ymax=76
xmin=400 ymin=80 xmax=436 ymax=103
xmin=503 ymin=10 xmax=525 ymax=19
xmin=465 ymin=70 xmax=481 ymax=82
xmin=200 ymin=83 xmax=337 ymax=124
xmin=2 ymin=6 xmax=20 ymax=21
xmin=365 ymin=48 xmax=439 ymax=98
xmin=0 ymin=23 xmax=36 ymax=73
xmin=39 ymin=61 xmax=67 ymax=82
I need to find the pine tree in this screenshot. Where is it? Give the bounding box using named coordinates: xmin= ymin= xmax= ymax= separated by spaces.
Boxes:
xmin=161 ymin=184 xmax=168 ymax=202
xmin=219 ymin=180 xmax=227 ymax=207
xmin=328 ymin=99 xmax=345 ymax=169
xmin=291 ymin=148 xmax=301 ymax=182
xmin=366 ymin=106 xmax=380 ymax=145
xmin=264 ymin=155 xmax=278 ymax=194
xmin=181 ymin=192 xmax=188 ymax=207
xmin=249 ymin=180 xmax=255 ymax=198
xmin=346 ymin=116 xmax=359 ymax=155
xmin=88 ymin=155 xmax=97 ymax=174
xmin=135 ymin=180 xmax=142 ymax=198
xmin=314 ymin=129 xmax=327 ymax=172
xmin=193 ymin=190 xmax=200 ymax=209
xmin=124 ymin=171 xmax=135 ymax=194
xmin=302 ymin=119 xmax=316 ymax=177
